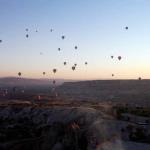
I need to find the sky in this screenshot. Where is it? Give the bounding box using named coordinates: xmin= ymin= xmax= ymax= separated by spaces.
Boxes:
xmin=0 ymin=0 xmax=150 ymax=80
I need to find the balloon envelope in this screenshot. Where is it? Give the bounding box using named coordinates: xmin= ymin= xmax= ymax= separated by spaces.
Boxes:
xmin=18 ymin=72 xmax=22 ymax=76
xmin=72 ymin=66 xmax=76 ymax=71
xmin=61 ymin=35 xmax=65 ymax=39
xmin=138 ymin=77 xmax=142 ymax=80
xmin=53 ymin=69 xmax=57 ymax=73
xmin=75 ymin=46 xmax=78 ymax=49
xmin=85 ymin=62 xmax=88 ymax=65
xmin=118 ymin=56 xmax=122 ymax=60
xmin=26 ymin=34 xmax=29 ymax=38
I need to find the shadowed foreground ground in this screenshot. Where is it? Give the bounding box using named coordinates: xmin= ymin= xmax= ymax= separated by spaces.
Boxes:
xmin=0 ymin=100 xmax=150 ymax=150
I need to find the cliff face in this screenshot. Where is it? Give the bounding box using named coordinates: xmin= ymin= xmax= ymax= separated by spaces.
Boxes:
xmin=57 ymin=80 xmax=150 ymax=105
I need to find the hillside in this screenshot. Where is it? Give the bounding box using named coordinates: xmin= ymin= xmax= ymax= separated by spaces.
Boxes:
xmin=57 ymin=80 xmax=150 ymax=106
xmin=0 ymin=77 xmax=75 ymax=86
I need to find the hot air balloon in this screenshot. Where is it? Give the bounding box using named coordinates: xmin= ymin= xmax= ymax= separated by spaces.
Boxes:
xmin=61 ymin=35 xmax=65 ymax=40
xmin=74 ymin=63 xmax=77 ymax=66
xmin=25 ymin=28 xmax=28 ymax=32
xmin=35 ymin=30 xmax=38 ymax=32
xmin=50 ymin=29 xmax=53 ymax=32
xmin=75 ymin=46 xmax=78 ymax=49
xmin=58 ymin=48 xmax=61 ymax=51
xmin=85 ymin=62 xmax=88 ymax=65
xmin=72 ymin=66 xmax=76 ymax=71
xmin=18 ymin=72 xmax=22 ymax=77
xmin=125 ymin=26 xmax=128 ymax=30
xmin=53 ymin=69 xmax=57 ymax=74
xmin=118 ymin=56 xmax=122 ymax=61
xmin=0 ymin=40 xmax=2 ymax=43
xmin=112 ymin=74 xmax=114 ymax=77
xmin=138 ymin=77 xmax=142 ymax=81
xmin=64 ymin=62 xmax=67 ymax=65
xmin=43 ymin=72 xmax=46 ymax=75
xmin=111 ymin=56 xmax=114 ymax=59
xmin=26 ymin=34 xmax=29 ymax=38
xmin=40 ymin=52 xmax=43 ymax=55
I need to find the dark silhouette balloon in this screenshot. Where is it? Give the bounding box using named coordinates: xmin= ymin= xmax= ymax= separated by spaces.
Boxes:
xmin=75 ymin=46 xmax=78 ymax=49
xmin=53 ymin=69 xmax=57 ymax=74
xmin=85 ymin=62 xmax=88 ymax=65
xmin=26 ymin=34 xmax=29 ymax=38
xmin=25 ymin=28 xmax=28 ymax=32
xmin=118 ymin=56 xmax=122 ymax=60
xmin=0 ymin=40 xmax=2 ymax=43
xmin=138 ymin=77 xmax=142 ymax=80
xmin=74 ymin=63 xmax=77 ymax=66
xmin=58 ymin=48 xmax=61 ymax=51
xmin=61 ymin=35 xmax=65 ymax=40
xmin=72 ymin=66 xmax=76 ymax=71
xmin=50 ymin=29 xmax=53 ymax=32
xmin=18 ymin=72 xmax=22 ymax=77
xmin=64 ymin=62 xmax=67 ymax=65
xmin=112 ymin=74 xmax=114 ymax=77
xmin=43 ymin=72 xmax=46 ymax=75
xmin=125 ymin=26 xmax=128 ymax=30
xmin=111 ymin=56 xmax=114 ymax=59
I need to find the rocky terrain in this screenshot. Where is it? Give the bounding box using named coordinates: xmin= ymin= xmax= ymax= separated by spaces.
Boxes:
xmin=0 ymin=100 xmax=149 ymax=150
xmin=0 ymin=79 xmax=150 ymax=149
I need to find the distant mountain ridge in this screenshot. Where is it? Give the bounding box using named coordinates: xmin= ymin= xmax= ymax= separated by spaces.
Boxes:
xmin=57 ymin=80 xmax=150 ymax=106
xmin=0 ymin=77 xmax=76 ymax=86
